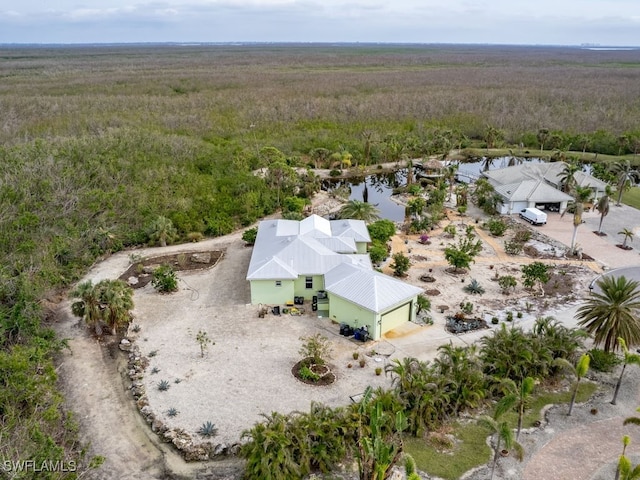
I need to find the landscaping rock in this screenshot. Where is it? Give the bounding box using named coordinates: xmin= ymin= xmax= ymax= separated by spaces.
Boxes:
xmin=190 ymin=252 xmax=211 ymax=264
xmin=119 ymin=338 xmax=132 ymax=351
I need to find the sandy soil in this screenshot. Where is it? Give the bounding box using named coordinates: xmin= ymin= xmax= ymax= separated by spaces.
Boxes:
xmin=52 ymin=190 xmax=637 ymax=480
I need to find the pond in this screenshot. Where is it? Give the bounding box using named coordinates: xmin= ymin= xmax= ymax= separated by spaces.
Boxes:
xmin=323 ymin=170 xmax=408 ymax=222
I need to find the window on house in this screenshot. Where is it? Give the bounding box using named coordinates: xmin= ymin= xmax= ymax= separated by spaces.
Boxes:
xmin=305 ymin=277 xmax=313 ymax=289
xmin=275 ymin=281 xmax=282 ymax=287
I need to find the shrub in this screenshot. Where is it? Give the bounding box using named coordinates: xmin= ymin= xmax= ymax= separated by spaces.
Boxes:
xmin=186 ymin=232 xmax=204 ymax=242
xmin=152 ymin=264 xmax=178 ymax=293
xmin=504 ymin=240 xmax=524 ymax=255
xmin=242 ymin=227 xmax=258 ymax=245
xmin=443 ymin=224 xmax=457 ymax=237
xmin=486 ymin=218 xmax=508 ymax=236
xmin=506 ymin=311 xmax=514 ymax=322
xmin=158 ymin=380 xmax=170 ymax=391
xmin=588 ymin=348 xmax=620 ymax=372
xmin=368 ymin=241 xmax=388 ymax=264
xmin=391 ymin=252 xmax=410 ymax=277
xmin=419 ymin=234 xmax=431 ymax=244
xmin=491 ymin=317 xmax=499 ymax=324
xmin=368 ymin=219 xmax=397 ymax=243
xmin=299 ymin=365 xmax=320 ymax=382
xmin=167 ymin=407 xmax=179 ymax=417
xmin=329 ymin=169 xmax=342 ymax=177
xmin=513 ymin=228 xmax=532 ymax=243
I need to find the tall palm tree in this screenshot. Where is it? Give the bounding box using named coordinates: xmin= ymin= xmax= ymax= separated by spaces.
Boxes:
xmin=619 ymin=228 xmax=634 ymax=249
xmin=613 ymin=160 xmax=640 ymax=206
xmin=611 ymin=338 xmax=640 ymax=405
xmin=617 ymin=436 xmax=640 ymax=480
xmin=553 ymin=354 xmax=590 ymax=416
xmin=337 ymin=200 xmax=381 ymax=223
xmin=558 ymin=161 xmax=580 ymax=194
xmin=576 ymin=276 xmax=640 ymax=352
xmin=568 ymin=185 xmax=593 ymax=255
xmin=596 ymin=185 xmax=613 ymax=235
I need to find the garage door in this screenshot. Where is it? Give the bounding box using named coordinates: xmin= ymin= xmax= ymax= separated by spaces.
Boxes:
xmin=381 ymin=302 xmax=411 ymax=335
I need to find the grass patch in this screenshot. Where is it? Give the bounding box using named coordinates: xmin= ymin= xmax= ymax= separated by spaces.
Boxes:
xmin=502 ymin=380 xmax=599 ymax=428
xmin=404 ymin=422 xmax=491 ymax=480
xmin=405 ymin=381 xmax=599 ymax=479
xmin=622 ymin=187 xmax=640 ymax=210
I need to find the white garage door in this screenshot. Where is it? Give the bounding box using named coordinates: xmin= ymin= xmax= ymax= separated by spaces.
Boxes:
xmin=381 ymin=302 xmax=411 ymax=335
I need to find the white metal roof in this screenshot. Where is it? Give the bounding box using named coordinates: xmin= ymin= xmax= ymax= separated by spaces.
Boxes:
xmin=494 ymin=180 xmax=574 ymax=203
xmin=246 ymin=216 xmax=371 ymax=280
xmin=324 ymin=263 xmax=423 ymax=313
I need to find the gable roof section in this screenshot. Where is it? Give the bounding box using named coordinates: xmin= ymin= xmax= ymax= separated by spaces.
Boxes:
xmin=324 ymin=263 xmax=423 ymax=313
xmin=484 ymin=161 xmax=607 ymax=192
xmin=246 ymin=216 xmax=372 ymax=280
xmin=331 ymin=219 xmax=372 ymax=243
xmin=494 ymin=180 xmax=574 ymax=203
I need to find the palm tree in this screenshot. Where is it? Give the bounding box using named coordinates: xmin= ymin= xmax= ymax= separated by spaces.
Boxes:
xmin=568 ymin=185 xmax=593 ymax=255
xmin=71 ymin=280 xmax=103 ymax=335
xmin=537 ymin=128 xmax=550 ymax=152
xmin=611 ymin=338 xmax=640 ymax=405
xmin=97 ymin=279 xmax=134 ymax=335
xmin=337 ymin=200 xmax=380 ymax=223
xmin=617 ymin=436 xmax=640 ymax=480
xmin=481 ymin=157 xmax=495 ymax=172
xmin=478 ymin=398 xmax=524 ymax=480
xmin=619 ymin=228 xmax=634 ymax=249
xmin=559 ymin=161 xmax=581 ymax=193
xmin=576 ymin=276 xmax=640 ymax=352
xmin=596 ymin=185 xmax=613 ymax=235
xmin=500 ymin=377 xmax=535 ymax=441
xmin=148 ymin=215 xmax=177 ymax=247
xmin=613 ymin=160 xmax=640 ymax=206
xmin=553 ymin=354 xmax=590 ymax=416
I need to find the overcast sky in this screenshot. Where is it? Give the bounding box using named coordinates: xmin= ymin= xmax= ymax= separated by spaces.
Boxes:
xmin=0 ymin=0 xmax=638 ymax=45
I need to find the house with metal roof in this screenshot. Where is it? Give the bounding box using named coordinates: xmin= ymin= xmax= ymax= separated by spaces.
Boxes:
xmin=246 ymin=214 xmax=423 ymax=339
xmin=482 ymin=161 xmax=607 ymax=214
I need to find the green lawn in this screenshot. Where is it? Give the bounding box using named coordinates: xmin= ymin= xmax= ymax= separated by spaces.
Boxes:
xmin=622 ymin=187 xmax=640 ymax=210
xmin=404 ymin=381 xmax=599 ymax=480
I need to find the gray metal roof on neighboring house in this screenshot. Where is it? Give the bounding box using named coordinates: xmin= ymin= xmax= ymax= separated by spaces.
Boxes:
xmin=484 ymin=161 xmax=608 ymax=193
xmin=494 ymin=180 xmax=574 ymax=203
xmin=246 ymin=215 xmax=371 ymax=280
xmin=324 ymin=263 xmax=423 ymax=313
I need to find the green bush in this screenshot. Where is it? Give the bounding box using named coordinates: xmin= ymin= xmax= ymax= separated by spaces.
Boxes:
xmin=299 ymin=365 xmax=320 ymax=382
xmin=369 ymin=241 xmax=389 ymax=264
xmin=368 ymin=219 xmax=397 ymax=243
xmin=329 ymin=169 xmax=342 ymax=177
xmin=152 ymin=264 xmax=178 ymax=293
xmin=486 ymin=217 xmax=508 ymax=236
xmin=242 ymin=227 xmax=258 ymax=245
xmin=588 ymin=348 xmax=620 ymax=372
xmin=504 ymin=240 xmax=524 ymax=255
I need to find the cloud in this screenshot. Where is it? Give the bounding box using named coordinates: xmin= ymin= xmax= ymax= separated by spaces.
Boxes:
xmin=0 ymin=0 xmax=638 ymax=44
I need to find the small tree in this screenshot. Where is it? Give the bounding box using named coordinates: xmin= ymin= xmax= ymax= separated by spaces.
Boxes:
xmin=498 ymin=275 xmax=518 ymax=295
xmin=478 ymin=398 xmax=524 ymax=480
xmin=391 ymin=252 xmax=410 ymax=277
xmin=487 ymin=218 xmax=508 ymax=237
xmin=196 ymin=330 xmax=214 ymax=357
xmin=416 ymin=295 xmax=431 ymax=315
xmin=554 ymin=353 xmax=590 ymax=416
xmin=242 ymin=227 xmax=258 ymax=245
xmin=368 ymin=242 xmax=388 ymax=265
xmin=299 ymin=333 xmax=332 ymax=365
xmin=611 ymin=338 xmax=640 ymax=405
xmin=148 ymin=215 xmax=178 ymax=247
xmin=619 ymin=228 xmax=634 ymax=249
xmin=367 ymin=219 xmax=396 ymax=244
xmin=521 ymin=262 xmax=550 ymax=296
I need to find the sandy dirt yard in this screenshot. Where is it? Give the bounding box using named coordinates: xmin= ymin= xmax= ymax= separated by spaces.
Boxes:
xmin=53 ymin=194 xmax=640 ymax=480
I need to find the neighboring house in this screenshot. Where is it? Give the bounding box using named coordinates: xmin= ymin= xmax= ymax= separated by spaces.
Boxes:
xmin=246 ymin=214 xmax=423 ymax=340
xmin=482 ymin=161 xmax=607 ymax=214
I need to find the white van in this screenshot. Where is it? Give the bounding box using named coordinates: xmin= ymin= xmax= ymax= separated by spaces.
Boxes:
xmin=519 ymin=207 xmax=547 ymax=225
